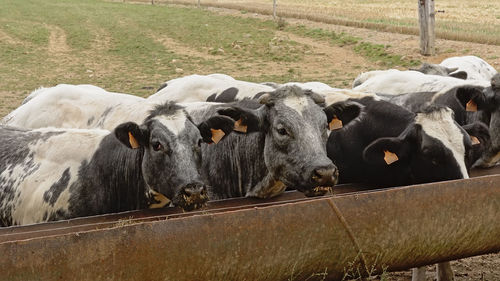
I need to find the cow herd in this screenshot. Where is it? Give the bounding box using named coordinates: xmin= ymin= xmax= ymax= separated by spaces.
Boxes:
xmin=1 ymin=54 xmax=498 ymax=278
xmin=1 ymin=55 xmax=499 ymax=227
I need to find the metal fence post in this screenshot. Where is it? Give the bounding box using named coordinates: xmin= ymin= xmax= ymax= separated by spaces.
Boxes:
xmin=418 ymin=0 xmax=435 ymax=55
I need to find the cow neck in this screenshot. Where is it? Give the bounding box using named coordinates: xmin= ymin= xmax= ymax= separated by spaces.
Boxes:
xmin=77 ymin=134 xmax=148 ymax=214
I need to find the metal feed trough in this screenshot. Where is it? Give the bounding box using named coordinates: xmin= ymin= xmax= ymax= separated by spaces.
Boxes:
xmin=1 ymin=166 xmax=500 ymax=281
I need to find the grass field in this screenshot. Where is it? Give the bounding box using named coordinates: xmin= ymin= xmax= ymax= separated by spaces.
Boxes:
xmin=160 ymin=0 xmax=500 ymax=45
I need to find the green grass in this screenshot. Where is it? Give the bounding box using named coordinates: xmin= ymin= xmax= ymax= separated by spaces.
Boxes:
xmin=286 ymin=24 xmax=420 ymax=68
xmin=0 ymin=0 xmax=307 ymax=99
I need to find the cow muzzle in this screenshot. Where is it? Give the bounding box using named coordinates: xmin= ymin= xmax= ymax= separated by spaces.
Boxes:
xmin=173 ymin=182 xmax=209 ymax=211
xmin=303 ymin=164 xmax=339 ymax=197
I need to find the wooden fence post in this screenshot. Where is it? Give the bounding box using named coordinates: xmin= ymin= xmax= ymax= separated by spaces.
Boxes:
xmin=273 ymin=0 xmax=277 ymax=19
xmin=198 ymin=0 xmax=201 ymax=8
xmin=418 ymin=0 xmax=435 ymax=56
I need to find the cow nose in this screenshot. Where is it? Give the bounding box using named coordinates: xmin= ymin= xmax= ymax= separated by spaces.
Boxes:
xmin=312 ymin=165 xmax=338 ymax=186
xmin=183 ymin=183 xmax=207 ymax=199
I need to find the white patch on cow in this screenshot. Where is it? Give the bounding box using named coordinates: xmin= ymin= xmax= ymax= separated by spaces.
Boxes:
xmin=415 ymin=108 xmax=469 ymax=179
xmin=153 ymin=110 xmax=187 ymax=135
xmin=9 ymin=128 xmax=109 ymax=225
xmin=283 ymin=96 xmax=309 ymax=116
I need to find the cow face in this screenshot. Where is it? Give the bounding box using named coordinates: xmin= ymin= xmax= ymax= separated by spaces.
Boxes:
xmin=115 ymin=103 xmax=235 ymax=210
xmin=364 ymin=107 xmax=472 ymax=184
xmin=242 ymin=86 xmax=338 ymax=196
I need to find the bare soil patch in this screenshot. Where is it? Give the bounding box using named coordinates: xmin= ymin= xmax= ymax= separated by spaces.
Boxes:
xmin=46 ymin=24 xmax=71 ymax=55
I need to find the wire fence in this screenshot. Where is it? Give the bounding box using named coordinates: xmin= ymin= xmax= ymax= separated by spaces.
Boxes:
xmin=131 ymin=0 xmax=500 ymax=45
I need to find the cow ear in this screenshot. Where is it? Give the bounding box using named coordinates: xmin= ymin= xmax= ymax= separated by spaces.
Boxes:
xmin=462 ymin=122 xmax=491 ymax=147
xmin=115 ymin=122 xmax=149 ymax=149
xmin=455 ymin=86 xmax=486 ymax=112
xmin=258 ymin=93 xmax=274 ymax=106
xmin=323 ymin=101 xmax=362 ymax=131
xmin=197 ymin=115 xmax=235 ymax=144
xmin=445 ymin=67 xmax=459 ymax=74
xmin=449 ymin=71 xmax=467 ymax=80
xmin=363 ymin=137 xmax=409 ymax=165
xmin=304 ymin=90 xmax=325 ymax=105
xmin=217 ymin=106 xmax=262 ymax=133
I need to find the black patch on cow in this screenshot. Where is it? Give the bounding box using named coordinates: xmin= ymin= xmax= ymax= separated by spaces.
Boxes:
xmin=43 ymin=168 xmax=71 ymax=206
xmin=146 ymin=102 xmax=185 ymax=121
xmin=87 ymin=116 xmax=95 ymax=126
xmin=206 ymin=93 xmax=217 ymax=102
xmin=156 ymin=83 xmax=168 ymax=93
xmin=214 ymin=87 xmax=239 ymax=102
xmin=0 ymin=127 xmax=63 ymax=226
xmin=96 ymin=107 xmax=114 ymax=127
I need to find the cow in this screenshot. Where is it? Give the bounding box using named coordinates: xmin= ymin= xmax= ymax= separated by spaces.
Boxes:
xmin=440 ymin=55 xmax=498 ymax=81
xmin=3 ymin=84 xmax=339 ymax=199
xmin=323 ymin=94 xmax=484 ymax=186
xmin=0 ymin=102 xmax=238 ymax=226
xmin=352 ymin=70 xmax=490 ymax=94
xmin=185 ymin=85 xmax=340 ymax=199
xmin=149 ymin=74 xmax=275 ymax=103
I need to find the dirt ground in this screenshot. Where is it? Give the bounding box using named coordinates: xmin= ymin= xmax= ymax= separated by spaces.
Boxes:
xmin=202 ymin=6 xmax=500 ymax=281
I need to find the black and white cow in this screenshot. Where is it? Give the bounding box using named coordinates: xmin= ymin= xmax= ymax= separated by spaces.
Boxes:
xmin=0 ymin=102 xmax=238 ymax=226
xmin=323 ymin=95 xmax=485 ymax=187
xmin=185 ymin=86 xmax=339 ymax=199
xmin=149 ymin=74 xmax=275 ymax=103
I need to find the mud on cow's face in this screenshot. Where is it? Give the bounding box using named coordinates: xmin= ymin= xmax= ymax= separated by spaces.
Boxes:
xmin=115 ymin=103 xmax=235 ymax=210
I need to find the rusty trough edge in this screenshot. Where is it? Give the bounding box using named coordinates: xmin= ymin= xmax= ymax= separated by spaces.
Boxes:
xmin=1 ymin=166 xmax=499 ymax=280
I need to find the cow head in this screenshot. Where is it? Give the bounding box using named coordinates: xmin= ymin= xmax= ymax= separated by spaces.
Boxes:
xmin=433 ymin=85 xmax=487 ymax=125
xmin=412 ymin=63 xmax=468 ymax=79
xmin=115 ymin=102 xmax=235 ymax=210
xmin=363 ymin=106 xmax=476 ymax=183
xmin=218 ymin=86 xmax=338 ymax=197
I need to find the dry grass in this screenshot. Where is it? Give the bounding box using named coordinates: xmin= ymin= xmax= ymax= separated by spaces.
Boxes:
xmin=149 ymin=0 xmax=500 ymax=45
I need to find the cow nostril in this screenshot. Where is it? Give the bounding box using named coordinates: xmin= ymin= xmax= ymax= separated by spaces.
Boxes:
xmin=312 ymin=167 xmax=336 ymax=185
xmin=183 ymin=184 xmax=207 ymax=198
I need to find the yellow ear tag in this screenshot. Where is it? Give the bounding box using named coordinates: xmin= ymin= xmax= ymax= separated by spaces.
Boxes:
xmin=149 ymin=190 xmax=171 ymax=209
xmin=128 ymin=132 xmax=140 ymax=149
xmin=234 ymin=119 xmax=248 ymax=133
xmin=471 ymin=136 xmax=480 ymax=145
xmin=329 ymin=116 xmax=343 ymax=131
xmin=384 ymin=150 xmax=399 ymax=165
xmin=211 ymin=129 xmax=225 ymax=144
xmin=466 ymin=100 xmax=477 ymax=112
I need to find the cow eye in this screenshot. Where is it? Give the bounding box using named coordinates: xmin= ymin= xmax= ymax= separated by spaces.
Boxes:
xmin=152 ymin=141 xmax=163 ymax=151
xmin=277 ymin=128 xmax=288 ymax=136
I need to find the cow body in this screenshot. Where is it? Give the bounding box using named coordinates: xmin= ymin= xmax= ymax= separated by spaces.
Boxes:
xmin=149 ymin=74 xmax=274 ymax=103
xmin=440 ymin=55 xmax=498 ymax=81
xmin=2 ymin=84 xmax=147 ymax=129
